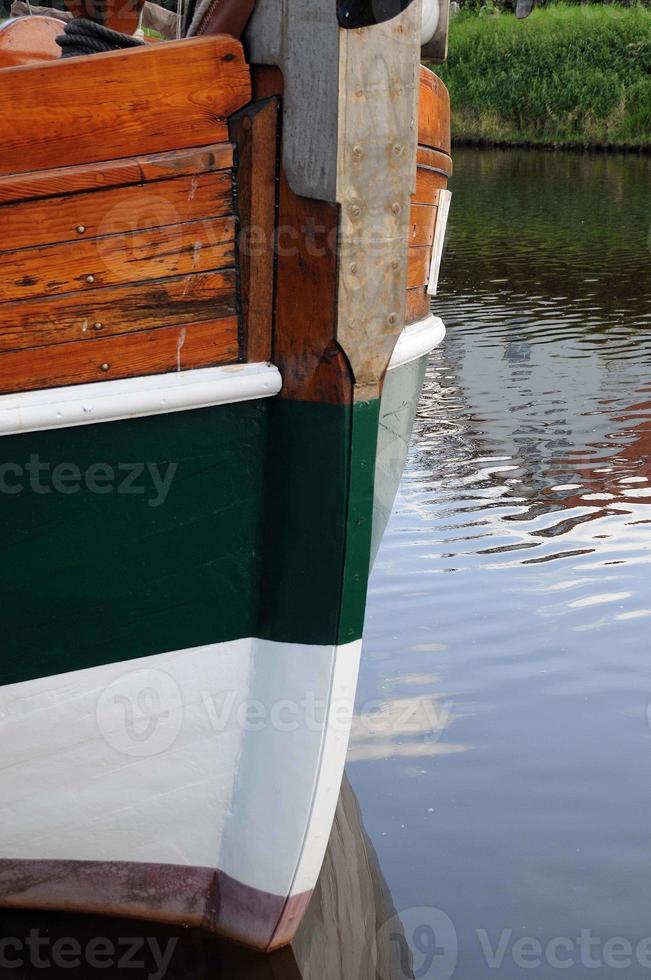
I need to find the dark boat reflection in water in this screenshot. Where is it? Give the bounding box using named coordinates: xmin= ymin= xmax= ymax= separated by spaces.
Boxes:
xmin=0 ymin=778 xmax=412 ymax=980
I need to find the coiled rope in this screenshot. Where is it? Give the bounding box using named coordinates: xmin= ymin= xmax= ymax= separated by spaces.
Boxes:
xmin=56 ymin=18 xmax=145 ymax=56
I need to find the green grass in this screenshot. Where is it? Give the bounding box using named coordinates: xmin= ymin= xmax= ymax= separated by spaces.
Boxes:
xmin=433 ymin=4 xmax=651 ymax=148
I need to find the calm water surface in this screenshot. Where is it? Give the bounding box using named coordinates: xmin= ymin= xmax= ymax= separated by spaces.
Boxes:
xmin=351 ymin=148 xmax=651 ymax=978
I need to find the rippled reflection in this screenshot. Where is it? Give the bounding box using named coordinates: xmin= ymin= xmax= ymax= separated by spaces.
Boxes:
xmin=353 ymin=149 xmax=651 ymax=980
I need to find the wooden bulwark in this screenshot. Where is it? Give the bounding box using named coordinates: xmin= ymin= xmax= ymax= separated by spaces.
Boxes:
xmin=0 ymin=38 xmax=254 ymax=396
xmin=0 ymin=318 xmax=239 ymax=393
xmin=0 ymin=144 xmax=235 ymax=206
xmin=0 ymin=218 xmax=236 ymax=302
xmin=405 ymin=67 xmax=452 ymax=326
xmin=418 ymin=65 xmax=451 ymax=155
xmin=0 ymin=172 xmax=234 ymax=252
xmin=0 ymin=271 xmax=238 ymax=353
xmin=0 ymin=38 xmax=251 ymax=176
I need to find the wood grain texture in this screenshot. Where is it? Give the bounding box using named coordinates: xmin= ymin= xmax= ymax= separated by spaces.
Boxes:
xmin=0 ymin=318 xmax=239 ymax=394
xmin=0 ymin=217 xmax=235 ymax=302
xmin=0 ymin=143 xmax=234 ymax=205
xmin=0 ymin=271 xmax=237 ymax=353
xmin=405 ymin=286 xmax=430 ymax=325
xmin=334 ymin=3 xmax=421 ymax=400
xmin=0 ymin=172 xmax=233 ymax=252
xmin=414 ymin=165 xmax=448 ymax=206
xmin=274 ymin=171 xmax=353 ymax=404
xmin=418 ymin=65 xmax=451 ymax=155
xmin=417 ymin=145 xmax=453 ymax=178
xmin=407 ymin=246 xmax=431 ymax=289
xmin=0 ymin=37 xmax=250 ymax=176
xmin=408 ymin=203 xmax=438 ymax=248
xmin=229 ymin=97 xmax=279 ymax=364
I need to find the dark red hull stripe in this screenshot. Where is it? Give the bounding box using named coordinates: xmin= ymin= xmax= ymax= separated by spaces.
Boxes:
xmin=0 ymin=859 xmax=311 ymax=953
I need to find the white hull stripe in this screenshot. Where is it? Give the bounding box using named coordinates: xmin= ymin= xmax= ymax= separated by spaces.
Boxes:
xmin=0 ymin=636 xmax=361 ymax=901
xmin=388 ymin=314 xmax=446 ymax=371
xmin=0 ymin=362 xmax=282 ymax=437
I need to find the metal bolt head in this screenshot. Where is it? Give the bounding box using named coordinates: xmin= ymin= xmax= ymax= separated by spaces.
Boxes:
xmin=393 ymin=143 xmax=405 ymax=157
xmin=350 ymin=204 xmax=362 ymax=218
xmin=350 ymin=263 xmax=358 ymax=275
xmin=388 ymin=313 xmax=398 ymax=326
xmin=392 ymin=259 xmax=399 ymax=270
xmin=93 ymin=322 xmax=103 ymax=331
xmin=352 ymin=145 xmax=363 ymax=159
xmin=86 ymin=275 xmax=95 ymax=284
xmin=391 ymin=203 xmax=401 ymax=215
xmin=76 ymin=225 xmax=86 ymax=234
xmin=99 ymin=363 xmax=110 ymax=372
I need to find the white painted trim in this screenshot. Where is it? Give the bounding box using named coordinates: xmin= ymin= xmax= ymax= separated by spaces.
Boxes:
xmin=427 ymin=188 xmax=452 ymax=297
xmin=388 ymin=314 xmax=446 ymax=371
xmin=0 ymin=363 xmax=282 ymax=437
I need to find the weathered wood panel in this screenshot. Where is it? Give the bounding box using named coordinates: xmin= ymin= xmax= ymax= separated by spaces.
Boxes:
xmin=0 ymin=37 xmax=250 ymax=176
xmin=418 ymin=65 xmax=451 ymax=155
xmin=414 ymin=165 xmax=448 ymax=205
xmin=407 ymin=246 xmax=432 ymax=289
xmin=0 ymin=318 xmax=239 ymax=393
xmin=408 ymin=203 xmax=438 ymax=248
xmin=0 ymin=143 xmax=234 ymax=205
xmin=405 ymin=286 xmax=430 ymax=324
xmin=0 ymin=172 xmax=233 ymax=252
xmin=274 ymin=171 xmax=352 ymax=403
xmin=0 ymin=217 xmax=235 ymax=302
xmin=0 ymin=271 xmax=237 ymax=352
xmin=229 ymin=97 xmax=279 ymax=364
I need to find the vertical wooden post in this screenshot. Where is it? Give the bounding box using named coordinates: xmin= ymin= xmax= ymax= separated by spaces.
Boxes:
xmin=247 ymin=0 xmax=423 ymax=394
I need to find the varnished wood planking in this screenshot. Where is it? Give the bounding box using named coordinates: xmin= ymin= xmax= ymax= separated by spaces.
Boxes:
xmin=0 ymin=37 xmax=250 ymax=177
xmin=0 ymin=217 xmax=235 ymax=302
xmin=414 ymin=165 xmax=448 ymax=206
xmin=405 ymin=287 xmax=430 ymax=325
xmin=0 ymin=172 xmax=234 ymax=253
xmin=0 ymin=143 xmax=234 ymax=206
xmin=408 ymin=204 xmax=438 ymax=248
xmin=0 ymin=271 xmax=237 ymax=353
xmin=407 ymin=246 xmax=432 ymax=289
xmin=274 ymin=172 xmax=352 ymax=404
xmin=0 ymin=318 xmax=239 ymax=394
xmin=230 ymin=98 xmax=279 ymax=364
xmin=418 ymin=66 xmax=451 ymax=155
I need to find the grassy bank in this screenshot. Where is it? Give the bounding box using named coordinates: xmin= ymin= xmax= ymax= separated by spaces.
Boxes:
xmin=433 ymin=4 xmax=651 ymax=149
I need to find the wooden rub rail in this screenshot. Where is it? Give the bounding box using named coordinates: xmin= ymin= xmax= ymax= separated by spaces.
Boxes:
xmin=0 ymin=37 xmax=252 ymax=396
